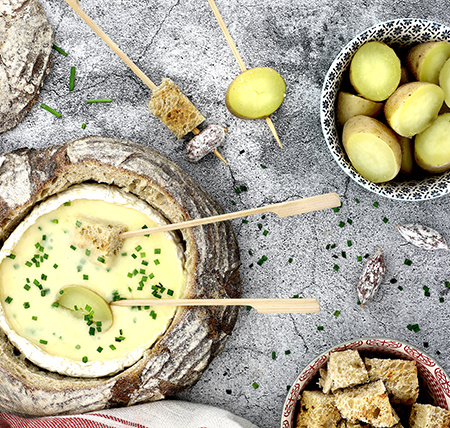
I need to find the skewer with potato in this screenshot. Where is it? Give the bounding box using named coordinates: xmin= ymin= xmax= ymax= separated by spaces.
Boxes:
xmin=336 ymin=39 xmax=450 ymax=183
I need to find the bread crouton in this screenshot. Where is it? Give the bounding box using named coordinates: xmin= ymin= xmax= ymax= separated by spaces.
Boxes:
xmin=296 ymin=390 xmax=342 ymax=428
xmin=319 ymin=350 xmax=369 ymax=393
xmin=365 ymin=357 xmax=419 ymax=405
xmin=334 ymin=380 xmax=399 ymax=428
xmin=409 ymin=403 xmax=450 ymax=428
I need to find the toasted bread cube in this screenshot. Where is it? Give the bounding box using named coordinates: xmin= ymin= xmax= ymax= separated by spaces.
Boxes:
xmin=365 ymin=358 xmax=419 ymax=405
xmin=148 ymin=78 xmax=206 ymax=139
xmin=334 ymin=380 xmax=399 ymax=428
xmin=77 ymin=218 xmax=126 ymax=256
xmin=409 ymin=403 xmax=450 ymax=428
xmin=296 ymin=390 xmax=342 ymax=428
xmin=319 ymin=350 xmax=369 ymax=393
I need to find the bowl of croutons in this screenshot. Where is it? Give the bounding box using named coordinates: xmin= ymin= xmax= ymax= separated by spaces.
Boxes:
xmin=281 ymin=338 xmax=450 ymax=428
xmin=320 ymin=19 xmax=450 ymax=201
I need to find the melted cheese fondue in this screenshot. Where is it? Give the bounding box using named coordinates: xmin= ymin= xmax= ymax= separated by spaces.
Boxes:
xmin=0 ymin=184 xmax=186 ymax=377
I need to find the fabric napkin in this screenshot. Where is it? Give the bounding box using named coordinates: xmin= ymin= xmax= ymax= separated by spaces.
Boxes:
xmin=0 ymin=400 xmax=259 ymax=428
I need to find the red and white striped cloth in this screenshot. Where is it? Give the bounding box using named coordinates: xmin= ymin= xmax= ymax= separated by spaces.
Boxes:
xmin=0 ymin=401 xmax=258 ymax=428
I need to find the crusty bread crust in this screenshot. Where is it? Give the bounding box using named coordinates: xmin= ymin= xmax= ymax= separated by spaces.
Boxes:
xmin=409 ymin=403 xmax=450 ymax=428
xmin=296 ymin=390 xmax=342 ymax=428
xmin=0 ymin=136 xmax=241 ymax=416
xmin=0 ymin=0 xmax=54 ymax=133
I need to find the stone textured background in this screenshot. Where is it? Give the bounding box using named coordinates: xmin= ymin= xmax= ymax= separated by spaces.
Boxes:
xmin=2 ymin=1 xmax=450 ymax=427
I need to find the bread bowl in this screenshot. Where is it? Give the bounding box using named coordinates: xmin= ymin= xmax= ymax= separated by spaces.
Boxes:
xmin=0 ymin=136 xmax=241 ymax=416
xmin=0 ymin=0 xmax=54 ymax=133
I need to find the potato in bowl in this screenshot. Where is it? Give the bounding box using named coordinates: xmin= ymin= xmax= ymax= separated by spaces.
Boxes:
xmin=320 ymin=19 xmax=450 ymax=201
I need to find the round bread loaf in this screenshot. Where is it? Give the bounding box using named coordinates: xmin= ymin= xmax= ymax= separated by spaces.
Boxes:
xmin=0 ymin=0 xmax=54 ymax=133
xmin=0 ymin=136 xmax=242 ymax=416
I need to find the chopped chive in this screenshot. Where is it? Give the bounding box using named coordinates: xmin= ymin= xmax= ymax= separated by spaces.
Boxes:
xmin=272 ymin=351 xmax=276 ymax=360
xmin=288 ymin=257 xmax=293 ymax=263
xmin=440 ymin=297 xmax=445 ymax=303
xmin=63 ymin=201 xmax=71 ymax=206
xmin=75 ymin=220 xmax=82 ymax=228
xmin=347 ymin=218 xmax=353 ymax=225
xmin=446 ymin=281 xmax=450 ymax=288
xmin=70 ymin=245 xmax=76 ymax=251
xmin=6 ymin=254 xmax=16 ymax=259
xmin=167 ymin=289 xmax=174 ymax=296
xmin=334 ymin=310 xmax=341 ymax=317
xmin=32 ymin=316 xmax=38 ymax=321
xmin=141 ymin=260 xmax=149 ymax=266
xmin=23 ymin=302 xmax=30 ymax=309
xmin=89 ymin=327 xmax=95 ymax=336
xmin=341 ymin=251 xmax=347 ymax=259
xmin=5 ymin=296 xmax=13 ymax=304
xmin=154 ymin=248 xmax=161 ymax=254
xmin=131 ymin=253 xmax=137 ymax=259
xmin=97 ymin=256 xmax=105 ymax=263
xmin=53 ymin=263 xmax=58 ymax=269
xmin=383 ymin=217 xmax=389 ymax=223
xmin=317 ymin=326 xmax=324 ymax=331
xmin=257 ymin=255 xmax=268 ymax=266
xmin=357 ymin=256 xmax=362 ymax=262
xmin=252 ymin=382 xmax=259 ymax=389
xmin=51 ymin=302 xmax=59 ymax=308
xmin=154 ymin=259 xmax=160 ymax=265
xmin=284 ymin=350 xmax=291 ymax=355
xmin=82 ymin=356 xmax=88 ymax=363
xmin=25 ymin=261 xmax=32 ymax=267
xmin=81 ymin=122 xmax=87 ymax=129
xmin=263 ymin=230 xmax=269 ymax=236
xmin=41 ymin=104 xmax=62 ymax=118
xmin=87 ymin=98 xmax=113 ymax=103
xmin=134 ymin=245 xmax=142 ymax=252
xmin=51 ymin=219 xmax=59 ymax=224
xmin=339 ymin=221 xmax=345 ymax=227
xmin=83 ymin=274 xmax=89 ymax=280
xmin=52 ymin=44 xmax=68 ymax=56
xmin=75 ymin=344 xmax=81 ymax=350
xmin=333 ymin=264 xmax=339 ymax=271
xmin=404 ymin=258 xmax=412 ymax=266
xmin=260 ymin=164 xmax=267 ymax=168
xmin=150 ymin=310 xmax=157 ymax=319
xmin=24 ymin=284 xmax=31 ymax=291
xmin=41 ymin=274 xmax=47 ymax=281
xmin=40 ymin=339 xmax=48 ymax=345
xmin=69 ymin=66 xmax=76 ymax=91
xmin=242 ymin=219 xmax=248 ymax=224
xmin=333 ymin=207 xmax=340 ymax=213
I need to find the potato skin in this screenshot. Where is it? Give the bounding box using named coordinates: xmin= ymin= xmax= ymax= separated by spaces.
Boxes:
xmin=343 ymin=115 xmax=402 ymax=182
xmin=407 ymin=41 xmax=450 ymax=83
xmin=336 ymin=92 xmax=383 ymax=127
xmin=384 ymin=82 xmax=444 ymax=137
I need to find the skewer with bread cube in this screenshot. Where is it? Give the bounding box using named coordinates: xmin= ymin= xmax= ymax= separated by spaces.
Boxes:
xmin=64 ymin=0 xmax=228 ymax=163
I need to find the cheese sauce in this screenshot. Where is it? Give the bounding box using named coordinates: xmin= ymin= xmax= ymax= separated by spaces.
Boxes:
xmin=0 ymin=185 xmax=186 ymax=377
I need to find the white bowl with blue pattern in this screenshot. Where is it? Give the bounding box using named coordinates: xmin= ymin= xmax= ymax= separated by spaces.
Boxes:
xmin=320 ymin=19 xmax=450 ymax=201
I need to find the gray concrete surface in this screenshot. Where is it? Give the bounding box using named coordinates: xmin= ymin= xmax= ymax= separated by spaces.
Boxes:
xmin=2 ymin=1 xmax=450 ymax=427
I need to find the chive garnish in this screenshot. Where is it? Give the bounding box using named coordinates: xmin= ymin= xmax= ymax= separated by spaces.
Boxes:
xmin=82 ymin=356 xmax=88 ymax=363
xmin=87 ymin=98 xmax=112 ymax=103
xmin=154 ymin=259 xmax=160 ymax=265
xmin=154 ymin=248 xmax=161 ymax=254
xmin=32 ymin=316 xmax=38 ymax=321
xmin=6 ymin=254 xmax=16 ymax=259
xmin=97 ymin=256 xmax=105 ymax=263
xmin=53 ymin=263 xmax=58 ymax=269
xmin=41 ymin=104 xmax=62 ymax=118
xmin=24 ymin=284 xmax=31 ymax=291
xmin=141 ymin=260 xmax=149 ymax=266
xmin=334 ymin=310 xmax=340 ymax=317
xmin=83 ymin=274 xmax=89 ymax=280
xmin=317 ymin=326 xmax=324 ymax=331
xmin=51 ymin=302 xmax=59 ymax=308
xmin=70 ymin=245 xmax=76 ymax=251
xmin=75 ymin=220 xmax=82 ymax=228
xmin=109 ymin=344 xmax=116 ymax=350
xmin=339 ymin=221 xmax=345 ymax=227
xmin=285 ymin=350 xmax=291 ymax=355
xmin=97 ymin=347 xmax=103 ymax=353
xmin=89 ymin=327 xmax=95 ymax=336
xmin=167 ymin=289 xmax=174 ymax=296
xmin=5 ymin=296 xmax=12 ymax=304
xmin=51 ymin=219 xmax=59 ymax=224
xmin=135 ymin=245 xmax=142 ymax=252
xmin=252 ymin=382 xmax=259 ymax=389
xmin=404 ymin=258 xmax=412 ymax=266
xmin=81 ymin=122 xmax=87 ymax=129
xmin=52 ymin=44 xmax=68 ymax=56
xmin=69 ymin=66 xmax=75 ymax=91
xmin=333 ymin=264 xmax=339 ymax=271
xmin=23 ymin=302 xmax=30 ymax=309
xmin=40 ymin=339 xmax=48 ymax=345
xmin=131 ymin=253 xmax=137 ymax=259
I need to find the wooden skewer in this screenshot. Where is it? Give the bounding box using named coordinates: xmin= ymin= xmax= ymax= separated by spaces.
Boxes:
xmin=111 ymin=298 xmax=320 ymax=314
xmin=120 ymin=192 xmax=340 ymax=238
xmin=207 ymin=0 xmax=283 ymax=148
xmin=63 ymin=0 xmax=228 ymax=164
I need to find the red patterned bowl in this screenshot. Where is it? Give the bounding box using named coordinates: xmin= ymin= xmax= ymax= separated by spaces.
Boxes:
xmin=280 ymin=338 xmax=450 ymax=428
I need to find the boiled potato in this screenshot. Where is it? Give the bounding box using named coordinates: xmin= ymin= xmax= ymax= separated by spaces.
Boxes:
xmin=384 ymin=82 xmax=444 ymax=137
xmin=414 ymin=113 xmax=450 ymax=173
xmin=399 ymin=137 xmax=414 ymax=175
xmin=225 ymin=67 xmax=286 ymax=119
xmin=349 ymin=41 xmax=401 ymax=102
xmin=439 ymin=57 xmax=450 ymax=108
xmin=336 ymin=91 xmax=383 ymax=127
xmin=343 ymin=115 xmax=402 ymax=183
xmin=406 ymin=41 xmax=450 ymax=84
xmin=57 ymin=285 xmax=113 ymax=331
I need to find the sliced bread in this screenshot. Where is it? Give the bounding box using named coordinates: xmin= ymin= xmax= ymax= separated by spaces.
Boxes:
xmin=334 ymin=380 xmax=399 ymax=428
xmin=296 ymin=390 xmax=342 ymax=428
xmin=319 ymin=350 xmax=369 ymax=393
xmin=364 ymin=357 xmax=419 ymax=405
xmin=409 ymin=403 xmax=450 ymax=428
